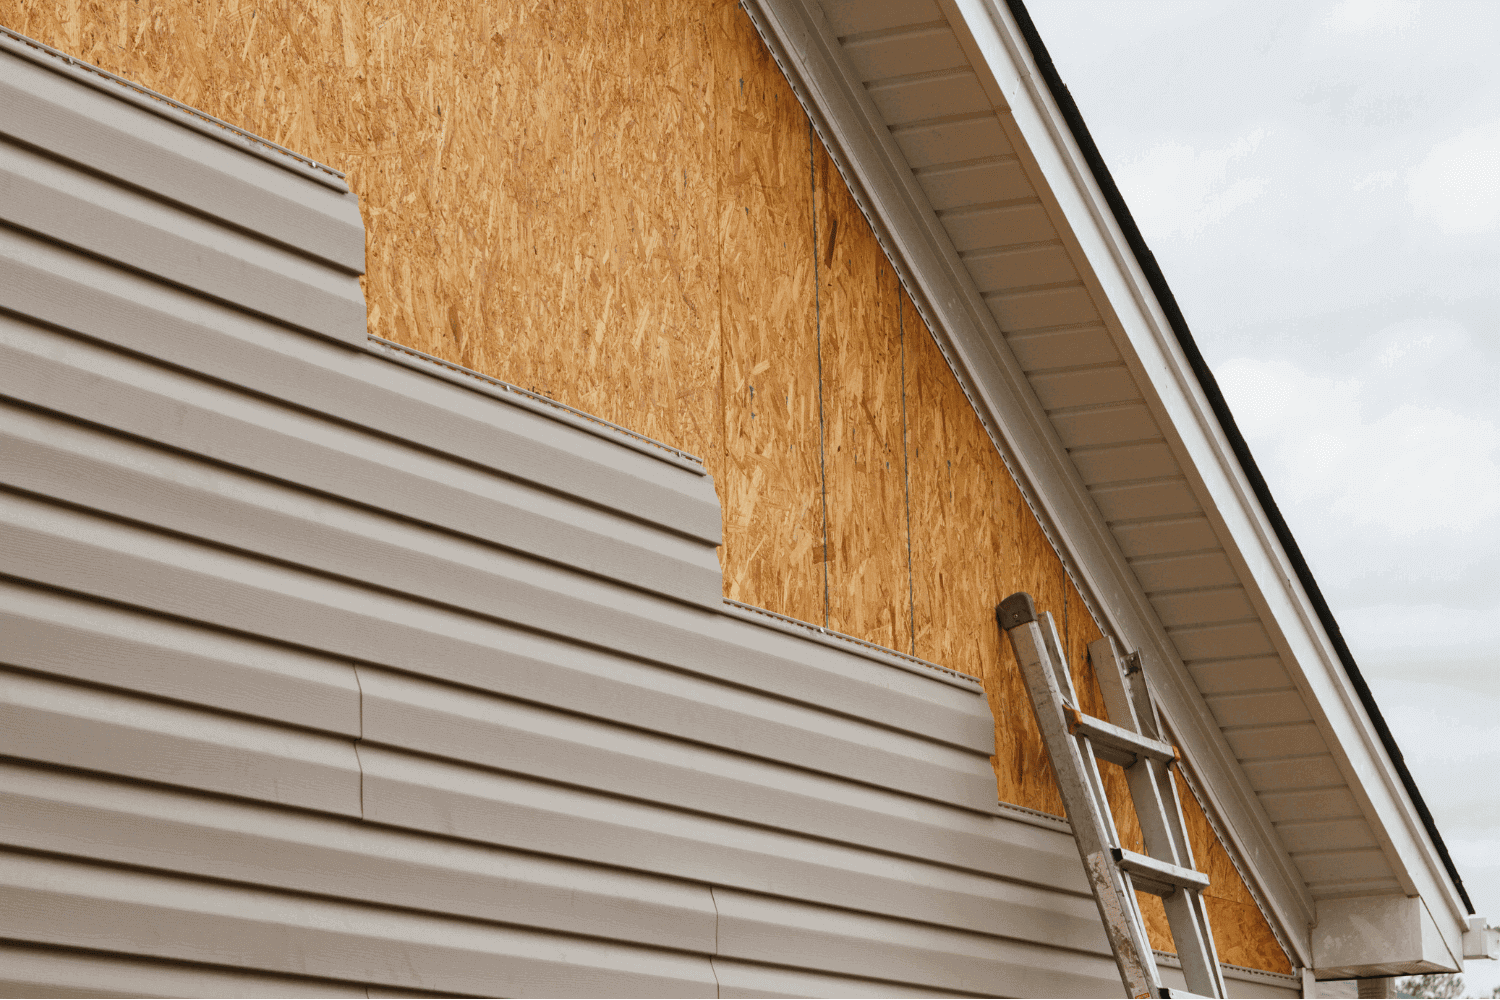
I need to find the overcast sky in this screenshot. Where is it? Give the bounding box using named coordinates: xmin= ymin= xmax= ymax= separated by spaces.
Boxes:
xmin=1025 ymin=0 xmax=1500 ymax=988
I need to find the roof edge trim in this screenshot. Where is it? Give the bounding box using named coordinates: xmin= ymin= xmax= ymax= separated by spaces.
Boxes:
xmin=999 ymin=0 xmax=1471 ymax=916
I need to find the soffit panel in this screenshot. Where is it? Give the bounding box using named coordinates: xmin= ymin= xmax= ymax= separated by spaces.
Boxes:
xmin=768 ymin=0 xmax=1418 ymax=950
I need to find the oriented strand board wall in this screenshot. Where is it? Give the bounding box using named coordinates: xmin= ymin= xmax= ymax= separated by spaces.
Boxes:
xmin=2 ymin=0 xmax=1287 ymax=974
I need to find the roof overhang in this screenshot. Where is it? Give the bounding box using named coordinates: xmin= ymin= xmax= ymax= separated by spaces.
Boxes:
xmin=741 ymin=0 xmax=1471 ymax=975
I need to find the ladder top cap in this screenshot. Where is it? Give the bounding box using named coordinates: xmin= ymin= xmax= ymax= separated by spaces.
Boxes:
xmin=997 ymin=592 xmax=1037 ymax=630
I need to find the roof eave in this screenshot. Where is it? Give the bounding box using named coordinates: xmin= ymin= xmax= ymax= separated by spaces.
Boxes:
xmin=980 ymin=0 xmax=1471 ymax=923
xmin=740 ymin=0 xmax=1471 ymax=967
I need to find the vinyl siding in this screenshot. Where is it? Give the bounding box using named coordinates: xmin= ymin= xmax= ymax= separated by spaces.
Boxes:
xmin=0 ymin=28 xmax=1301 ymax=1000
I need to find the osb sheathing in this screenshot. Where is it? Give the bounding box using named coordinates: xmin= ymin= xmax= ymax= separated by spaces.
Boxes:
xmin=2 ymin=0 xmax=1287 ymax=974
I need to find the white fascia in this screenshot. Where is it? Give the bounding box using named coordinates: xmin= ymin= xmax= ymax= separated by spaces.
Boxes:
xmin=946 ymin=0 xmax=1468 ymax=948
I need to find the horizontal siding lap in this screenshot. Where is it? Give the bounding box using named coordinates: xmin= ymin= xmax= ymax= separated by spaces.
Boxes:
xmin=0 ymin=53 xmax=1196 ymax=994
xmin=0 ymin=849 xmax=718 ymax=998
xmin=357 ymin=745 xmax=1104 ymax=947
xmin=0 ymin=941 xmax=373 ymax=999
xmin=0 ymin=577 xmax=360 ymax=735
xmin=0 ymin=50 xmax=364 ymax=272
xmin=0 ymin=137 xmax=366 ymax=345
xmin=0 ymin=325 xmax=723 ymax=609
xmin=357 ymin=665 xmax=1000 ymax=863
xmin=0 ymin=761 xmax=718 ymax=954
xmin=0 ymin=667 xmax=361 ymax=815
xmin=711 ymin=886 xmax=1118 ymax=998
xmin=0 ymin=497 xmax=990 ymax=808
xmin=712 ymin=958 xmax=963 ymax=999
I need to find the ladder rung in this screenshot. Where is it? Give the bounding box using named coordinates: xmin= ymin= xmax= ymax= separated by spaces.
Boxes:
xmin=1064 ymin=706 xmax=1178 ymax=767
xmin=1112 ymin=848 xmax=1210 ymax=896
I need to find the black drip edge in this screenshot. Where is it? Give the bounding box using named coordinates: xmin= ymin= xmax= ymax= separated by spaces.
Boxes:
xmin=1002 ymin=0 xmax=1472 ymax=915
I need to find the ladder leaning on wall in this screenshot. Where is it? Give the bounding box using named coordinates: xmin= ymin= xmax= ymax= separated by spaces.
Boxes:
xmin=996 ymin=592 xmax=1226 ymax=999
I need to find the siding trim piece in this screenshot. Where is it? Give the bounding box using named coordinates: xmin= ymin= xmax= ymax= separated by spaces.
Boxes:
xmin=0 ymin=26 xmax=349 ymax=191
xmin=721 ymin=598 xmax=982 ymax=691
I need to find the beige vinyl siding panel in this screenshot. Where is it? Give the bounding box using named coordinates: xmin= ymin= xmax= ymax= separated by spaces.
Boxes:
xmin=0 ymin=37 xmax=1303 ymax=998
xmin=0 ymin=941 xmax=391 ymax=999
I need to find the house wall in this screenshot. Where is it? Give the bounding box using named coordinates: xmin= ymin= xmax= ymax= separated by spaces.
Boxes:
xmin=0 ymin=0 xmax=1290 ymax=977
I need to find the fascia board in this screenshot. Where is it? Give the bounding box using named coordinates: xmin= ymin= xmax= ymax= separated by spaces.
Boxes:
xmin=945 ymin=0 xmax=1468 ymax=939
xmin=743 ymin=0 xmax=1317 ymax=963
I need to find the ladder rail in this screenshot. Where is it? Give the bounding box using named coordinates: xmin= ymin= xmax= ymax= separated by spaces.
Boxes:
xmin=1091 ymin=640 xmax=1227 ymax=999
xmin=1000 ymin=599 xmax=1161 ymax=998
xmin=999 ymin=593 xmax=1227 ymax=999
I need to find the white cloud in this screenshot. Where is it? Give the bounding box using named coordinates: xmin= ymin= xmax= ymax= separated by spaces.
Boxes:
xmin=1407 ymin=120 xmax=1500 ymax=233
xmin=1343 ymin=602 xmax=1500 ymax=657
xmin=1368 ymin=676 xmax=1500 ymax=950
xmin=1352 ymin=168 xmax=1396 ymax=192
xmin=1217 ymin=338 xmax=1500 ymax=538
xmin=1114 ymin=131 xmax=1269 ymax=241
xmin=1322 ymin=0 xmax=1420 ymax=34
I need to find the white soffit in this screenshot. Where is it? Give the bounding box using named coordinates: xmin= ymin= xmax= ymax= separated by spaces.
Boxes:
xmin=741 ymin=0 xmax=1469 ymax=966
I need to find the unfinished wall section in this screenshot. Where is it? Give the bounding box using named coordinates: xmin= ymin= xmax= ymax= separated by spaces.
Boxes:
xmin=0 ymin=0 xmax=1290 ymax=976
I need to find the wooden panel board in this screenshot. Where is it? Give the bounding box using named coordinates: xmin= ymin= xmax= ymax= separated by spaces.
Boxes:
xmin=1178 ymin=770 xmax=1295 ymax=974
xmin=713 ymin=4 xmax=822 ymax=623
xmin=815 ymin=144 xmax=912 ymax=649
xmin=904 ymin=291 xmax=1065 ymax=813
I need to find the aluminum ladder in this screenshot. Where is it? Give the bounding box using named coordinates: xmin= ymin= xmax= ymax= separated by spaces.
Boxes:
xmin=997 ymin=592 xmax=1225 ymax=999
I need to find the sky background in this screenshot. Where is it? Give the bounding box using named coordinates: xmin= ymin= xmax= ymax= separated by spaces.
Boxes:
xmin=1024 ymin=0 xmax=1500 ymax=991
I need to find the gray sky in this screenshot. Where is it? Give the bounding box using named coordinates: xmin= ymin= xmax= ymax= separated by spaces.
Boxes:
xmin=1026 ymin=0 xmax=1500 ymax=988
